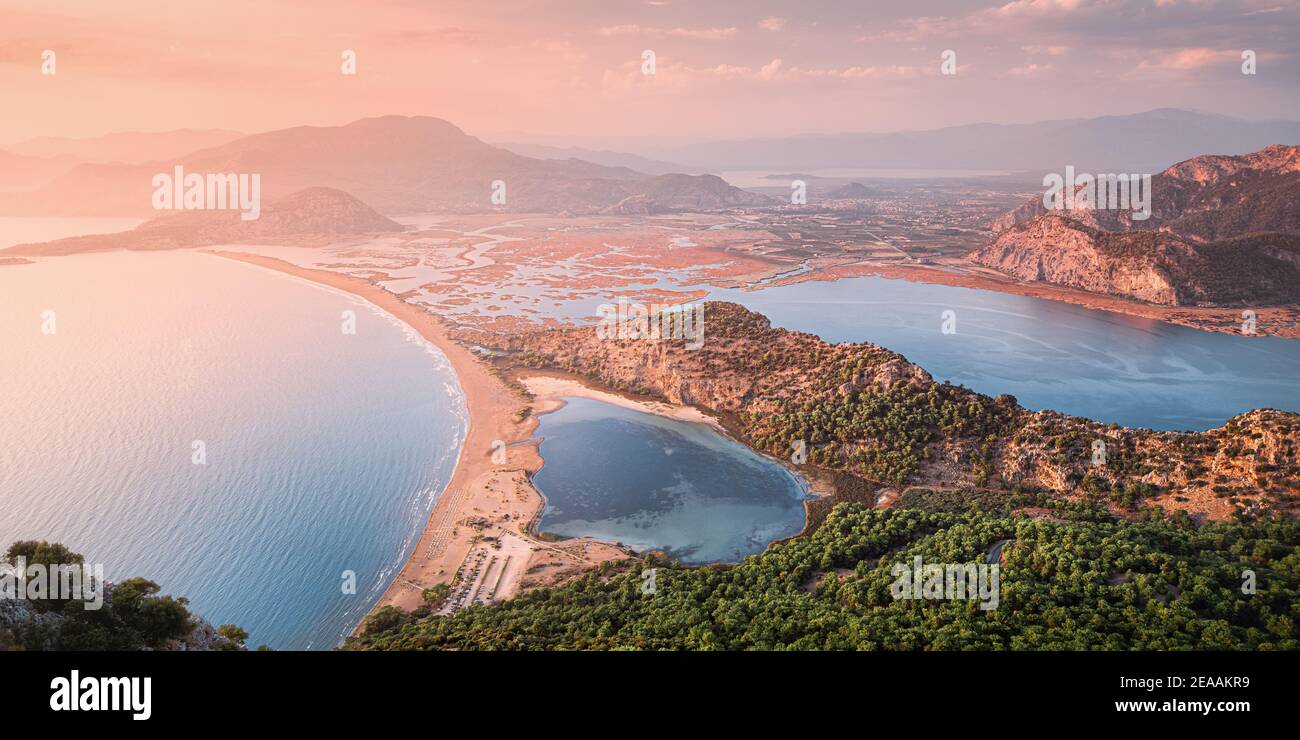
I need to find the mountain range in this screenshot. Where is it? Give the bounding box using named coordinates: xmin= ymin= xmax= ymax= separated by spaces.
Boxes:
xmin=0 ymin=129 xmax=247 ymax=193
xmin=0 ymin=116 xmax=769 ymax=217
xmin=631 ymin=109 xmax=1300 ymax=173
xmin=7 ymin=109 xmax=1297 ymax=219
xmin=0 ymin=149 xmax=80 ymax=192
xmin=5 ymin=129 xmax=245 ymax=164
xmin=492 ymin=141 xmax=709 ymax=176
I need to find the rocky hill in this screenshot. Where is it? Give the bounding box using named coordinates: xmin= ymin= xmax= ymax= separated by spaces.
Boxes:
xmin=975 ymin=214 xmax=1300 ymax=306
xmin=5 ymin=187 xmax=404 ymax=256
xmin=972 ymin=145 xmax=1300 ymax=307
xmin=606 ymin=173 xmax=769 ymax=214
xmin=501 ymin=302 xmax=1299 ymax=521
xmin=991 ymin=144 xmax=1300 ymax=238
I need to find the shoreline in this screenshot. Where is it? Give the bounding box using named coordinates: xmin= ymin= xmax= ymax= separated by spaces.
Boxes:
xmin=11 ymin=207 xmax=1297 ymax=340
xmin=204 ymin=253 xmax=828 ymax=632
xmin=519 ymin=373 xmax=726 ymax=431
xmin=209 ymin=250 xmax=628 ymax=634
xmin=755 ymin=259 xmax=1300 ymax=339
xmin=517 ymin=367 xmax=835 ymax=526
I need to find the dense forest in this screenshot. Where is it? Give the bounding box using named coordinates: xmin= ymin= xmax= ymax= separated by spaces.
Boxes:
xmin=347 ymin=494 xmax=1300 ymax=651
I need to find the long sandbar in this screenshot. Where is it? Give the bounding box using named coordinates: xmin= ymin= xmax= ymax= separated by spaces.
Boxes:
xmin=210 ymin=250 xmax=561 ymax=618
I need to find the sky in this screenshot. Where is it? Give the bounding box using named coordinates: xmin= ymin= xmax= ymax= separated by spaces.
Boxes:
xmin=2 ymin=0 xmax=1298 ymax=145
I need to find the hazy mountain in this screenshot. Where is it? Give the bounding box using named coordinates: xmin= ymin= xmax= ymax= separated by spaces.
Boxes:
xmin=650 ymin=109 xmax=1300 ymax=173
xmin=971 ymin=145 xmax=1300 ymax=307
xmin=605 ymin=173 xmax=770 ymax=213
xmin=762 ymin=173 xmax=826 ymax=181
xmin=0 ymin=150 xmax=81 ymax=192
xmin=493 ymin=141 xmax=710 ymax=175
xmin=6 ymin=129 xmax=244 ymax=164
xmin=5 ymin=187 xmax=403 ymax=256
xmin=825 ymin=182 xmax=877 ymax=199
xmin=2 ymin=116 xmax=766 ymax=217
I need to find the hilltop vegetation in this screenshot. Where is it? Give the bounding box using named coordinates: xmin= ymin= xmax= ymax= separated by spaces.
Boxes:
xmin=0 ymin=540 xmax=249 ymax=651
xmin=974 ymin=145 xmax=1300 ymax=307
xmin=347 ymin=498 xmax=1300 ymax=650
xmin=505 ymin=302 xmax=1299 ymax=521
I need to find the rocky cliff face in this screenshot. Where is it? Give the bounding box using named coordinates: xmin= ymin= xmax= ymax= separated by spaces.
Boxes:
xmin=976 ymin=216 xmax=1300 ymax=306
xmin=976 ymin=215 xmax=1185 ymax=304
xmin=502 ymin=302 xmax=1299 ymax=520
xmin=973 ymin=145 xmax=1300 ymax=307
xmin=992 ymin=144 xmax=1300 ymax=239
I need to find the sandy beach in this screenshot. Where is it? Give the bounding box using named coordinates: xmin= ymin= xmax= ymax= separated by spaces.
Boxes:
xmin=519 ymin=373 xmax=725 ymax=430
xmin=211 ymin=250 xmax=628 ymax=625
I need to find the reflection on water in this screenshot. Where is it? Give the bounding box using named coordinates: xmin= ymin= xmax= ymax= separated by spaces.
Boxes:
xmin=0 ymin=251 xmax=465 ymax=649
xmin=712 ymin=275 xmax=1300 ymax=431
xmin=533 ymin=397 xmax=807 ymax=564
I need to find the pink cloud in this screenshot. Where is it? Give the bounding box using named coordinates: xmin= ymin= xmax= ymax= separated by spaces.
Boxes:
xmin=598 ymin=25 xmax=738 ymax=40
xmin=1139 ymin=47 xmax=1239 ymax=70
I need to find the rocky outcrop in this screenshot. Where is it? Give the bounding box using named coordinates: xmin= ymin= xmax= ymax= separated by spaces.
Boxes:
xmin=992 ymin=144 xmax=1300 ymax=240
xmin=974 ymin=216 xmax=1300 ymax=306
xmin=973 ymin=145 xmax=1300 ymax=307
xmin=0 ymin=578 xmax=242 ymax=651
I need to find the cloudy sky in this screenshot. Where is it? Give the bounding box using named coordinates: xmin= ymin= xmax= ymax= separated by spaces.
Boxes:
xmin=3 ymin=0 xmax=1297 ymax=144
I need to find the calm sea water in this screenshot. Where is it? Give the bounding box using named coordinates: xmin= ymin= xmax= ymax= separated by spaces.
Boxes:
xmin=712 ymin=276 xmax=1300 ymax=431
xmin=533 ymin=397 xmax=807 ymax=564
xmin=0 ymin=250 xmax=465 ymax=649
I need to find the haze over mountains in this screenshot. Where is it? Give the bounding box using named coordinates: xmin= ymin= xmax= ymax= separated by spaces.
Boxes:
xmin=492 ymin=142 xmax=710 ymax=176
xmin=0 ymin=129 xmax=247 ymax=193
xmin=6 ymin=129 xmax=245 ymax=164
xmin=4 ymin=109 xmax=1298 ymax=221
xmin=0 ymin=149 xmax=81 ymax=192
xmin=972 ymin=145 xmax=1300 ymax=307
xmin=610 ymin=109 xmax=1300 ymax=174
xmin=0 ymin=116 xmax=768 ymax=218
